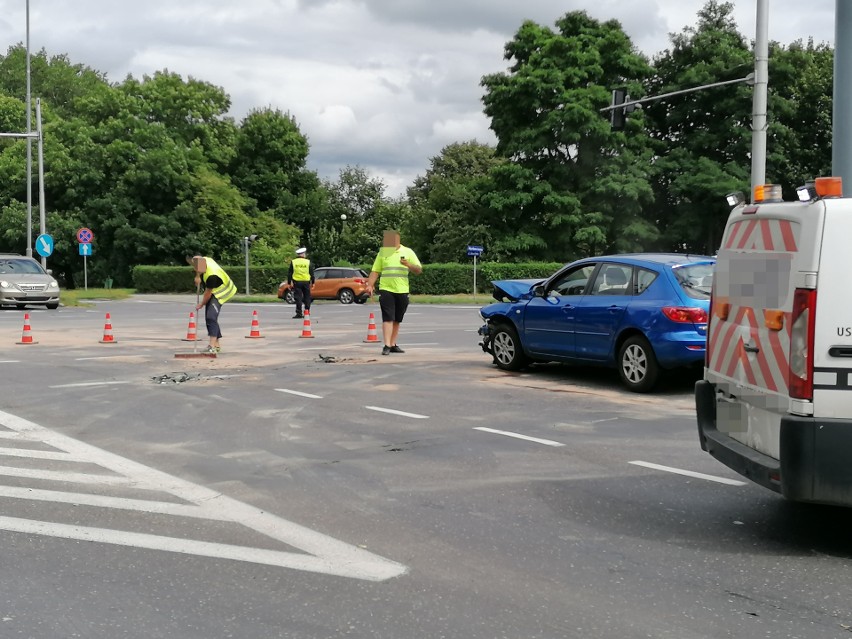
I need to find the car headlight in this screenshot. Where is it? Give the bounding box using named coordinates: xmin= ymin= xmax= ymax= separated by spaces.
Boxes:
xmin=48 ymin=280 xmax=59 ymax=289
xmin=0 ymin=281 xmax=9 ymax=288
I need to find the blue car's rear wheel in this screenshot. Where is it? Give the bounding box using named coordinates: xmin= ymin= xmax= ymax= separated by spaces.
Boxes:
xmin=618 ymin=335 xmax=659 ymax=393
xmin=491 ymin=324 xmax=527 ymax=371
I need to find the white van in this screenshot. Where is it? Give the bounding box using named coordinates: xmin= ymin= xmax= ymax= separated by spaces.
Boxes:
xmin=696 ymin=178 xmax=852 ymax=506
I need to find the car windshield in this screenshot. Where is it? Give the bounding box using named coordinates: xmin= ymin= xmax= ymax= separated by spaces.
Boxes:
xmin=672 ymin=263 xmax=714 ymax=299
xmin=0 ymin=259 xmax=45 ymax=275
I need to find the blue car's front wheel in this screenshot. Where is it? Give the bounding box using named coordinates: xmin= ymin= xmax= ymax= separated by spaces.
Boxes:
xmin=491 ymin=324 xmax=528 ymax=371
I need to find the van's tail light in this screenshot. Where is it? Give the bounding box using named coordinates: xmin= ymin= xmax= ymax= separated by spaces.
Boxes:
xmin=789 ymin=288 xmax=816 ymax=400
xmin=661 ymin=307 xmax=708 ymax=324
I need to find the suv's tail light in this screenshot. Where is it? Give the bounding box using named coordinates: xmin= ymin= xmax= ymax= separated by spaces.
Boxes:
xmin=661 ymin=307 xmax=708 ymax=324
xmin=354 ymin=278 xmax=367 ymax=284
xmin=789 ymin=288 xmax=816 ymax=400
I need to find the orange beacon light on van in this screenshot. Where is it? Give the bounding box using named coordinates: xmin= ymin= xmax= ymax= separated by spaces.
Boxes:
xmin=815 ymin=177 xmax=843 ymax=198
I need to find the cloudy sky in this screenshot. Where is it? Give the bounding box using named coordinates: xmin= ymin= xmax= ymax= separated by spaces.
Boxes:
xmin=0 ymin=0 xmax=836 ymax=195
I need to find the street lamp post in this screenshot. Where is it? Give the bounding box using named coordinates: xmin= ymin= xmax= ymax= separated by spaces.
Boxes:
xmin=339 ymin=214 xmax=347 ymax=265
xmin=25 ymin=0 xmax=32 ymax=257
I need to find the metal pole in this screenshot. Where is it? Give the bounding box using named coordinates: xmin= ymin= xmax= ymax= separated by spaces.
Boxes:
xmin=473 ymin=254 xmax=477 ymax=304
xmin=834 ymin=0 xmax=852 ymax=191
xmin=25 ymin=0 xmax=32 ymax=257
xmin=244 ymin=237 xmax=250 ymax=295
xmin=36 ymin=97 xmax=46 ymax=269
xmin=84 ymin=255 xmax=88 ymax=291
xmin=750 ymin=0 xmax=769 ymax=200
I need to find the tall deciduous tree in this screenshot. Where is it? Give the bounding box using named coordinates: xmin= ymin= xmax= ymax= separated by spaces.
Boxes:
xmin=406 ymin=141 xmax=503 ymax=262
xmin=481 ymin=11 xmax=657 ymax=261
xmin=642 ymin=1 xmax=752 ymax=253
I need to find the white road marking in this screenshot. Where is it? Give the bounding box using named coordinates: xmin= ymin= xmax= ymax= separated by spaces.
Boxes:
xmin=474 ymin=427 xmax=565 ymax=447
xmin=275 ymin=388 xmax=323 ymax=399
xmin=365 ymin=406 xmax=429 ymax=419
xmin=75 ymin=356 xmax=130 ymax=361
xmin=0 ymin=409 xmax=407 ymax=581
xmin=0 ymin=360 xmax=20 ymax=364
xmin=0 ymin=486 xmax=229 ymax=520
xmin=48 ymin=381 xmax=131 ymax=389
xmin=629 ymin=461 xmax=747 ymax=486
xmin=0 ymin=446 xmax=82 ymax=462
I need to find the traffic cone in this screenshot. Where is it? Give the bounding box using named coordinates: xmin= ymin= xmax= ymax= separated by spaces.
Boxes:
xmin=16 ymin=313 xmax=38 ymax=345
xmin=363 ymin=312 xmax=380 ymax=343
xmin=99 ymin=313 xmax=117 ymax=343
xmin=245 ymin=309 xmax=265 ymax=339
xmin=182 ymin=312 xmax=199 ymax=342
xmin=299 ymin=309 xmax=314 ymax=339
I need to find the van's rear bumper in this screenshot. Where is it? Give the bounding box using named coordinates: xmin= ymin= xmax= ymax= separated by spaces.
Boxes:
xmin=695 ymin=380 xmax=852 ymax=507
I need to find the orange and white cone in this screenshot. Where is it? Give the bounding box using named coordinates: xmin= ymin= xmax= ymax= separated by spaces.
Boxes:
xmin=245 ymin=310 xmax=264 ymax=339
xmin=299 ymin=309 xmax=314 ymax=339
xmin=363 ymin=312 xmax=380 ymax=343
xmin=16 ymin=313 xmax=38 ymax=345
xmin=182 ymin=312 xmax=199 ymax=342
xmin=99 ymin=312 xmax=117 ymax=343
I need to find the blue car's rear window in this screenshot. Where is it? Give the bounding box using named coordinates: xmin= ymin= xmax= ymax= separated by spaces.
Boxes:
xmin=672 ymin=263 xmax=714 ymax=299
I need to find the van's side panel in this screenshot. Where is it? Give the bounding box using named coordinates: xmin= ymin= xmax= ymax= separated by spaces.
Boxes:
xmin=812 ymin=200 xmax=852 ymax=418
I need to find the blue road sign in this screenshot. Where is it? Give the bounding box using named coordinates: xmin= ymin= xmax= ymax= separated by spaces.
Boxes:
xmin=79 ymin=243 xmax=92 ymax=256
xmin=35 ymin=234 xmax=54 ymax=257
xmin=466 ymin=245 xmax=484 ymax=257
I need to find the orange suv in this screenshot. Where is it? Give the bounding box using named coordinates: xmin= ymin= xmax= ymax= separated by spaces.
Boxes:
xmin=278 ymin=267 xmax=370 ymax=305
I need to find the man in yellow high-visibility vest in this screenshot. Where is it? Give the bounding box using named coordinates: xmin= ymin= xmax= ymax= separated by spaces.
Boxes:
xmin=365 ymin=230 xmax=422 ymax=356
xmin=188 ymin=255 xmax=237 ymax=354
xmin=288 ymin=247 xmax=315 ymax=319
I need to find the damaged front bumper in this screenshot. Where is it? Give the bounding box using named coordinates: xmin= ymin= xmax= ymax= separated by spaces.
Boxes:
xmin=478 ymin=322 xmax=494 ymax=357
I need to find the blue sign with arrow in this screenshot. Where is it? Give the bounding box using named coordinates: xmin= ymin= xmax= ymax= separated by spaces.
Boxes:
xmin=79 ymin=243 xmax=92 ymax=256
xmin=35 ymin=234 xmax=54 ymax=257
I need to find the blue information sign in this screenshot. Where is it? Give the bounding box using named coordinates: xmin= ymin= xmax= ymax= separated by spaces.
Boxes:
xmin=35 ymin=234 xmax=54 ymax=257
xmin=466 ymin=245 xmax=484 ymax=257
xmin=79 ymin=243 xmax=92 ymax=256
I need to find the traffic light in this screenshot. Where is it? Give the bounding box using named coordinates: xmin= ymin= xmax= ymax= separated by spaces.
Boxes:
xmin=610 ymin=88 xmax=628 ymax=131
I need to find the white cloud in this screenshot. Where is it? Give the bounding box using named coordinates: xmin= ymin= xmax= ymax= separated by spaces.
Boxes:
xmin=0 ymin=0 xmax=837 ymax=195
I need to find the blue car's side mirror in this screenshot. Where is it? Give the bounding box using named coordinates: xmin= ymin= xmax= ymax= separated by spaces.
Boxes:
xmin=533 ymin=285 xmax=546 ymax=297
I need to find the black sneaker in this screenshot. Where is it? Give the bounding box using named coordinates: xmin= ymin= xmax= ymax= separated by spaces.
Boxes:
xmin=292 ymin=314 xmax=303 ymax=319
xmin=382 ymin=346 xmax=391 ymax=356
xmin=389 ymin=345 xmax=405 ymax=353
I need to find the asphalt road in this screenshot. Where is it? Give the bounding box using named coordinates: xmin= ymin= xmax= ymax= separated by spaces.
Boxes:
xmin=0 ymin=297 xmax=849 ymax=639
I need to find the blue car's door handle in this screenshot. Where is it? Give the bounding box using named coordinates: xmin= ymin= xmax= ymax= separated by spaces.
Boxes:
xmin=561 ymin=305 xmax=575 ymax=312
xmin=608 ymin=305 xmax=623 ymax=313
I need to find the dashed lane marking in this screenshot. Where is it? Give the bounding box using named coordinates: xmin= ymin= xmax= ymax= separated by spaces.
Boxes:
xmin=0 ymin=409 xmax=407 ymax=581
xmin=629 ymin=461 xmax=747 ymax=486
xmin=473 ymin=427 xmax=565 ymax=448
xmin=48 ymin=381 xmax=132 ymax=389
xmin=365 ymin=406 xmax=429 ymax=419
xmin=275 ymin=388 xmax=323 ymax=399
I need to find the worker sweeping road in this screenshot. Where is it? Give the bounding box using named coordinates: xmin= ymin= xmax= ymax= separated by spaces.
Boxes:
xmin=187 ymin=255 xmax=237 ymax=354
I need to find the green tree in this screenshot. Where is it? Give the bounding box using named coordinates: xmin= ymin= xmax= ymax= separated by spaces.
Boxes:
xmin=481 ymin=11 xmax=657 ymax=260
xmin=406 ymin=141 xmax=504 ymax=262
xmin=643 ymin=1 xmax=752 ymax=253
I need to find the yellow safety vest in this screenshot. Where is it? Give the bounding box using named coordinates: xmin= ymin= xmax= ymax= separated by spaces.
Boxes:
xmin=202 ymin=257 xmax=236 ymax=303
xmin=371 ymin=245 xmax=421 ymax=294
xmin=292 ymin=257 xmax=311 ymax=281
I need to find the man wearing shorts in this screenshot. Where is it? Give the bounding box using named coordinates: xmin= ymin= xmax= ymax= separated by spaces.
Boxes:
xmin=365 ymin=231 xmax=422 ymax=356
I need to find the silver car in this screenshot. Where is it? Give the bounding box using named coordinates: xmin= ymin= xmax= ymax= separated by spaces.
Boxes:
xmin=0 ymin=255 xmax=60 ymax=309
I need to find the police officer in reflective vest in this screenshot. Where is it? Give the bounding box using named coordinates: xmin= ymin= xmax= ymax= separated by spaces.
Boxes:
xmin=288 ymin=247 xmax=315 ymax=319
xmin=188 ymin=255 xmax=237 ymax=353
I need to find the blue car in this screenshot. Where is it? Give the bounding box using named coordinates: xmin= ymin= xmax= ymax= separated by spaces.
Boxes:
xmin=477 ymin=254 xmax=715 ymax=392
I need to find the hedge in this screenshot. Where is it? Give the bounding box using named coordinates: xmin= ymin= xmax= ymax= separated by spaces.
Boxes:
xmin=132 ymin=262 xmax=567 ymax=295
